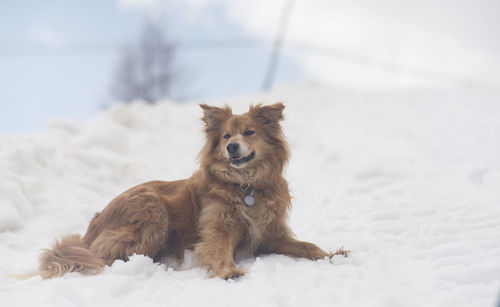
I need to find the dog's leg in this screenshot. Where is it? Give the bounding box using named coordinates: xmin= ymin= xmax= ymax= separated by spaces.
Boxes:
xmin=87 ymin=192 xmax=169 ymax=265
xmin=194 ymin=207 xmax=245 ymax=279
xmin=262 ymin=233 xmax=331 ymax=260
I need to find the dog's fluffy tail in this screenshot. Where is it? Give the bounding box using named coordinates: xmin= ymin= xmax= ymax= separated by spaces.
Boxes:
xmin=38 ymin=234 xmax=105 ymax=279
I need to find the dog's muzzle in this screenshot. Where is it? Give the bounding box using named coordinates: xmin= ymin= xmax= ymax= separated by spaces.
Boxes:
xmin=226 ymin=142 xmax=255 ymax=166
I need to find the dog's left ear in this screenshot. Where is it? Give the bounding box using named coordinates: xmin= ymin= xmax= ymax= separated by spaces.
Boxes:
xmin=200 ymin=104 xmax=232 ymax=130
xmin=249 ymin=102 xmax=285 ymax=124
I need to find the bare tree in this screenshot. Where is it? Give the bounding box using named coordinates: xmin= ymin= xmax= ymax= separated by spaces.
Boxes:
xmin=110 ymin=22 xmax=178 ymax=103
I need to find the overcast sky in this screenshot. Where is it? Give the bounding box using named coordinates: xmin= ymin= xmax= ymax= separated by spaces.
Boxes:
xmin=1 ymin=0 xmax=499 ymax=133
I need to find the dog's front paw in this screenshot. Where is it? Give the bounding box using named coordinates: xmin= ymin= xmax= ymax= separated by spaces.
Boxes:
xmin=217 ymin=267 xmax=246 ymax=280
xmin=328 ymin=246 xmax=351 ymax=258
xmin=300 ymin=242 xmax=330 ymax=260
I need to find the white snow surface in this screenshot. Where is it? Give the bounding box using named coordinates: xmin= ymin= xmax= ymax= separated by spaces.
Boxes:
xmin=1 ymin=83 xmax=500 ymax=306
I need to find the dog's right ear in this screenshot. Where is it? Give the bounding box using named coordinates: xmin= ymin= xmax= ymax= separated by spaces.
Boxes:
xmin=249 ymin=102 xmax=285 ymax=125
xmin=200 ymin=104 xmax=232 ymax=130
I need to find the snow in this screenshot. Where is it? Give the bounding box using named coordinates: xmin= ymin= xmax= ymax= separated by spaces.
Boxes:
xmin=1 ymin=83 xmax=500 ymax=306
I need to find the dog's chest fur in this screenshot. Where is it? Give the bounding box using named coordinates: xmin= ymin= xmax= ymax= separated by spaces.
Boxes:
xmin=231 ymin=190 xmax=279 ymax=258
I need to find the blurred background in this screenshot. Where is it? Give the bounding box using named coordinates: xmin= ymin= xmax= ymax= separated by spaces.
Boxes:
xmin=1 ymin=2 xmax=500 ymax=305
xmin=1 ymin=0 xmax=499 ymax=133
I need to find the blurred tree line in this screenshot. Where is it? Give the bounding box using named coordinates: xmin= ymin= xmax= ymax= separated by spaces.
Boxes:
xmin=110 ymin=22 xmax=181 ymax=104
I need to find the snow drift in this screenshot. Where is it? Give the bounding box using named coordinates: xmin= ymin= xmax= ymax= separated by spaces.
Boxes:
xmin=1 ymin=83 xmax=499 ymax=307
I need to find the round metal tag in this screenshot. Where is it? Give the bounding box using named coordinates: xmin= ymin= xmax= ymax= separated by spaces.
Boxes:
xmin=244 ymin=195 xmax=255 ymax=206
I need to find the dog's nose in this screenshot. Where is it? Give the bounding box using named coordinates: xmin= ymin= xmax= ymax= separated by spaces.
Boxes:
xmin=226 ymin=142 xmax=239 ymax=154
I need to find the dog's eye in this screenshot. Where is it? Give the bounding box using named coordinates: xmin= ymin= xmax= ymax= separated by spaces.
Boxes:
xmin=244 ymin=130 xmax=255 ymax=136
xmin=223 ymin=134 xmax=231 ymax=139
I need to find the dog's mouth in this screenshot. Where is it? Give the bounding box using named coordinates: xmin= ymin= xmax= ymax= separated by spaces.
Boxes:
xmin=229 ymin=151 xmax=255 ymax=166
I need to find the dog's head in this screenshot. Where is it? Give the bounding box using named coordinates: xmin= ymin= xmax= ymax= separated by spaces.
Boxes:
xmin=199 ymin=103 xmax=289 ymax=183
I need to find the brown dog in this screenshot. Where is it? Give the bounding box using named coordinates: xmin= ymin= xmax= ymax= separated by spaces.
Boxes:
xmin=39 ymin=103 xmax=346 ymax=280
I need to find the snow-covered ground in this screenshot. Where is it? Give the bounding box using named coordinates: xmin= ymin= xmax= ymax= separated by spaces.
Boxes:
xmin=1 ymin=84 xmax=500 ymax=307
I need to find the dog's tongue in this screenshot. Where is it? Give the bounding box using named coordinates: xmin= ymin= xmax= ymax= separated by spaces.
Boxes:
xmin=230 ymin=156 xmax=243 ymax=161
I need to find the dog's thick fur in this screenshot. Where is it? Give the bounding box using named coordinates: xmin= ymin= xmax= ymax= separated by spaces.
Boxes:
xmin=39 ymin=103 xmax=345 ymax=280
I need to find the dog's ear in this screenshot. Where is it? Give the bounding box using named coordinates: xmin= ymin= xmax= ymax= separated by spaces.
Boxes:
xmin=200 ymin=104 xmax=232 ymax=130
xmin=249 ymin=102 xmax=285 ymax=124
